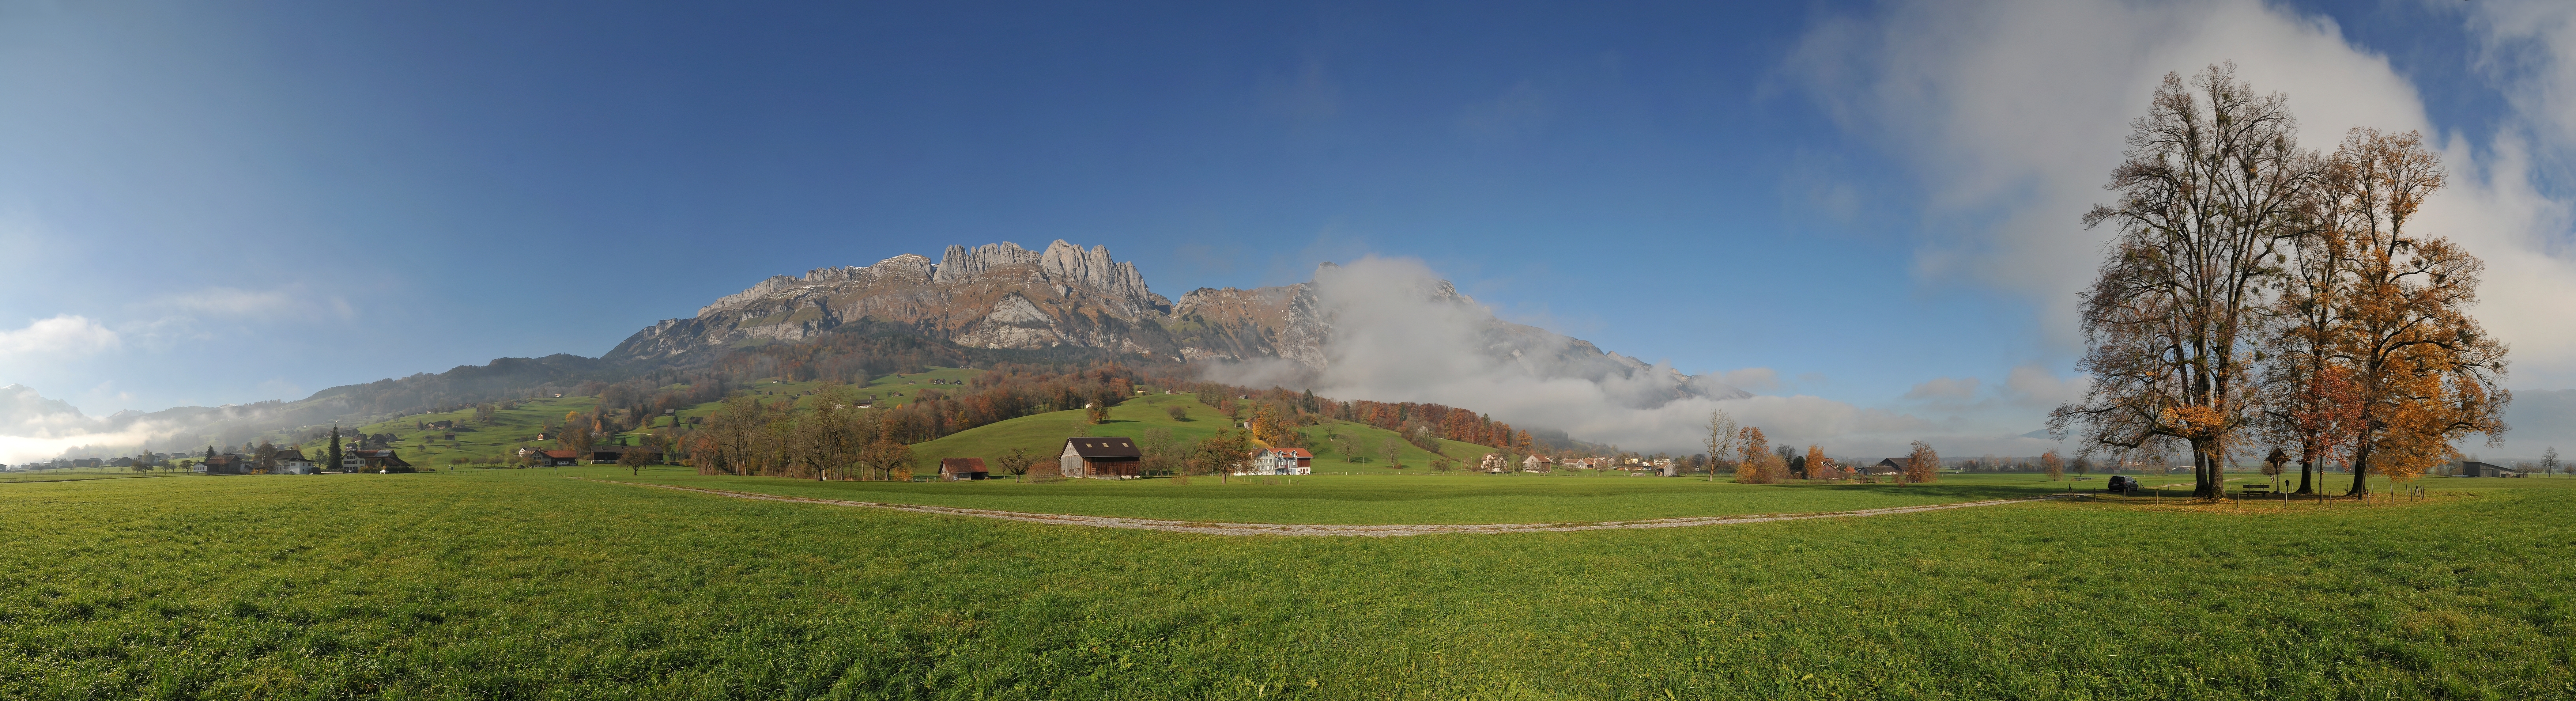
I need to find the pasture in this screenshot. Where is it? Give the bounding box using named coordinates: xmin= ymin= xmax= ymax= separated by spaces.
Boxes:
xmin=4 ymin=467 xmax=2571 ymax=699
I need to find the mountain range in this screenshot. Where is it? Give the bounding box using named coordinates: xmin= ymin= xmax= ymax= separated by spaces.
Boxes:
xmin=608 ymin=239 xmax=1747 ymax=406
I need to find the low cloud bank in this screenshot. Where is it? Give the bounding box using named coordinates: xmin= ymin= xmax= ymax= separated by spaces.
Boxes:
xmin=1207 ymin=258 xmax=2062 ymax=458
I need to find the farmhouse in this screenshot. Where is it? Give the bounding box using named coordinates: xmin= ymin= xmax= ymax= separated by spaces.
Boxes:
xmin=1522 ymin=454 xmax=1551 ymax=472
xmin=348 ymin=450 xmax=414 ymax=472
xmin=2458 ymin=461 xmax=2522 ymax=478
xmin=939 ymin=458 xmax=989 ymax=481
xmin=274 ymin=450 xmax=317 ymax=475
xmin=199 ymin=454 xmax=248 ymax=475
xmin=1875 ymin=457 xmax=1911 ymax=475
xmin=1240 ymin=448 xmax=1311 ymax=475
xmin=1059 ymin=437 xmax=1142 ymax=478
xmin=522 ymin=449 xmax=580 ymax=467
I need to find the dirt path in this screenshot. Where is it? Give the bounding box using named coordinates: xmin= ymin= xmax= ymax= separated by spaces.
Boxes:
xmin=604 ymin=481 xmax=2078 ymax=537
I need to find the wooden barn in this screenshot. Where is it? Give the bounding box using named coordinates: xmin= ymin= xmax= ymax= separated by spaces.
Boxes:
xmin=2459 ymin=461 xmax=2522 ymax=478
xmin=940 ymin=458 xmax=989 ymax=481
xmin=526 ymin=449 xmax=580 ymax=467
xmin=1059 ymin=437 xmax=1142 ymax=478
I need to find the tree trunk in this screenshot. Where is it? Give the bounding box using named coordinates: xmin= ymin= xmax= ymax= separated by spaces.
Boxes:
xmin=2294 ymin=460 xmax=2314 ymax=495
xmin=2345 ymin=443 xmax=2372 ymax=497
xmin=2192 ymin=442 xmax=2221 ymax=499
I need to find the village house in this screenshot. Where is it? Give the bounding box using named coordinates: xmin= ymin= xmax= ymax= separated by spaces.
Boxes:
xmin=1873 ymin=457 xmax=1909 ymax=476
xmin=1521 ymin=454 xmax=1551 ymax=473
xmin=1240 ymin=448 xmax=1312 ymax=475
xmin=1480 ymin=453 xmax=1510 ymax=472
xmin=1059 ymin=437 xmax=1142 ymax=478
xmin=939 ymin=458 xmax=989 ymax=481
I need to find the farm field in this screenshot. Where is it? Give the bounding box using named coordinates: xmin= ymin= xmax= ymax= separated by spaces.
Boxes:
xmin=0 ymin=467 xmax=182 ymax=484
xmin=622 ymin=471 xmax=2081 ymax=525
xmin=4 ymin=467 xmax=2572 ymax=699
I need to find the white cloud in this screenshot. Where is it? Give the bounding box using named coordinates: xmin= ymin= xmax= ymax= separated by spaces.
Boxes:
xmin=1203 ymin=256 xmax=2049 ymax=458
xmin=1903 ymin=376 xmax=1981 ymax=401
xmin=0 ymin=314 xmax=120 ymax=359
xmin=1790 ymin=0 xmax=2576 ymax=383
xmin=2000 ymin=364 xmax=2089 ymax=407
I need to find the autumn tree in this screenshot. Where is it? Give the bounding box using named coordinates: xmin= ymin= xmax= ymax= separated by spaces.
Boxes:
xmin=1195 ymin=430 xmax=1255 ymax=483
xmin=1734 ymin=426 xmax=1770 ymax=484
xmin=859 ymin=438 xmax=914 ymax=481
xmin=1138 ymin=428 xmax=1188 ymax=475
xmin=1703 ymin=410 xmax=1738 ymax=483
xmin=1805 ymin=444 xmax=1828 ymax=480
xmin=1380 ymin=437 xmax=1404 ymax=470
xmin=1905 ymin=441 xmax=1940 ymax=484
xmin=994 ymin=447 xmax=1037 ymax=479
xmin=793 ymin=389 xmax=866 ymax=481
xmin=2041 ymin=450 xmax=2064 ymax=481
xmin=2053 ymin=64 xmax=2322 ymax=499
xmin=2320 ymin=129 xmax=2509 ymax=495
xmin=616 ymin=446 xmax=654 ymax=476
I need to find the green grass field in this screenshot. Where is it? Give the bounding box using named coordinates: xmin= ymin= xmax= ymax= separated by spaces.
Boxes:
xmin=5 ymin=467 xmax=2572 ymax=699
xmin=0 ymin=467 xmax=180 ymax=484
xmin=625 ymin=471 xmax=2078 ymax=525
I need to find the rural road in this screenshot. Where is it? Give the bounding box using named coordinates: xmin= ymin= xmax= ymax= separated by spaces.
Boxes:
xmin=606 ymin=481 xmax=2078 ymax=537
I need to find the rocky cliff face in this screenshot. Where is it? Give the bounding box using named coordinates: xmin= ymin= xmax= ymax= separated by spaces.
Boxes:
xmin=607 ymin=240 xmax=1744 ymax=402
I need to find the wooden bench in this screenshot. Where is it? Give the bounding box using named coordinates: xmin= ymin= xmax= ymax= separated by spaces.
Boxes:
xmin=2237 ymin=484 xmax=2275 ymax=498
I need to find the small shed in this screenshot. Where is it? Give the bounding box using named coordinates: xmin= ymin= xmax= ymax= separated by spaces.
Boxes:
xmin=940 ymin=458 xmax=989 ymax=481
xmin=2459 ymin=461 xmax=2521 ymax=478
xmin=1059 ymin=437 xmax=1142 ymax=478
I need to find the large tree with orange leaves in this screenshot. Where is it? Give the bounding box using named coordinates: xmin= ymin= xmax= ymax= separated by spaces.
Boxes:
xmin=1734 ymin=426 xmax=1772 ymax=484
xmin=2319 ymin=129 xmax=2508 ymax=495
xmin=1904 ymin=441 xmax=1940 ymax=484
xmin=2052 ymin=64 xmax=2323 ymax=499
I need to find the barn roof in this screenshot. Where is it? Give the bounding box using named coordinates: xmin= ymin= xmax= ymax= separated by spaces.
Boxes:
xmin=941 ymin=458 xmax=988 ymax=472
xmin=1064 ymin=437 xmax=1141 ymax=458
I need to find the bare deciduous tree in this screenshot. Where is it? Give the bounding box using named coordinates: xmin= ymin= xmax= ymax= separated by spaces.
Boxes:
xmin=2053 ymin=64 xmax=2322 ymax=499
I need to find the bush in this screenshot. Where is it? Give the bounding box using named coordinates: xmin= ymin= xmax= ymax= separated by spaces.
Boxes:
xmin=1166 ymin=406 xmax=1189 ymax=421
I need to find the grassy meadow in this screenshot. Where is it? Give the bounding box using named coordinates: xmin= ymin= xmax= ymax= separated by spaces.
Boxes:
xmin=5 ymin=466 xmax=2573 ymax=699
xmin=624 ymin=471 xmax=2081 ymax=525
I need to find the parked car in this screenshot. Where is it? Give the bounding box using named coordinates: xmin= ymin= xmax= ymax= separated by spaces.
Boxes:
xmin=2106 ymin=476 xmax=2139 ymax=493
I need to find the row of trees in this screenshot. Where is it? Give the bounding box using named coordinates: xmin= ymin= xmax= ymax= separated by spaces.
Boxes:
xmin=2051 ymin=64 xmax=2509 ymax=498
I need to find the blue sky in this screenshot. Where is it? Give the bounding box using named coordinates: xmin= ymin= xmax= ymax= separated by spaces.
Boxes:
xmin=5 ymin=0 xmax=2575 ymax=455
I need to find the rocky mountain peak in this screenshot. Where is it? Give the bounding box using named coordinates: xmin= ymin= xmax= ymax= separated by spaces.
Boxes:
xmin=611 ymin=240 xmax=1741 ymax=406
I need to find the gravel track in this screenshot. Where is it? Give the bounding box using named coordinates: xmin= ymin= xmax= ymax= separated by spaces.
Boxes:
xmin=606 ymin=481 xmax=2077 ymax=537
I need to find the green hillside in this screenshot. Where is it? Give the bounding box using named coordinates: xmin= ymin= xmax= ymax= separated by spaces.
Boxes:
xmin=906 ymin=392 xmax=1506 ymax=476
xmin=669 ymin=367 xmax=986 ymax=427
xmin=346 ymin=395 xmax=603 ymax=466
xmin=277 ymin=367 xmax=1525 ymax=476
xmin=303 ymin=368 xmax=993 ymax=468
